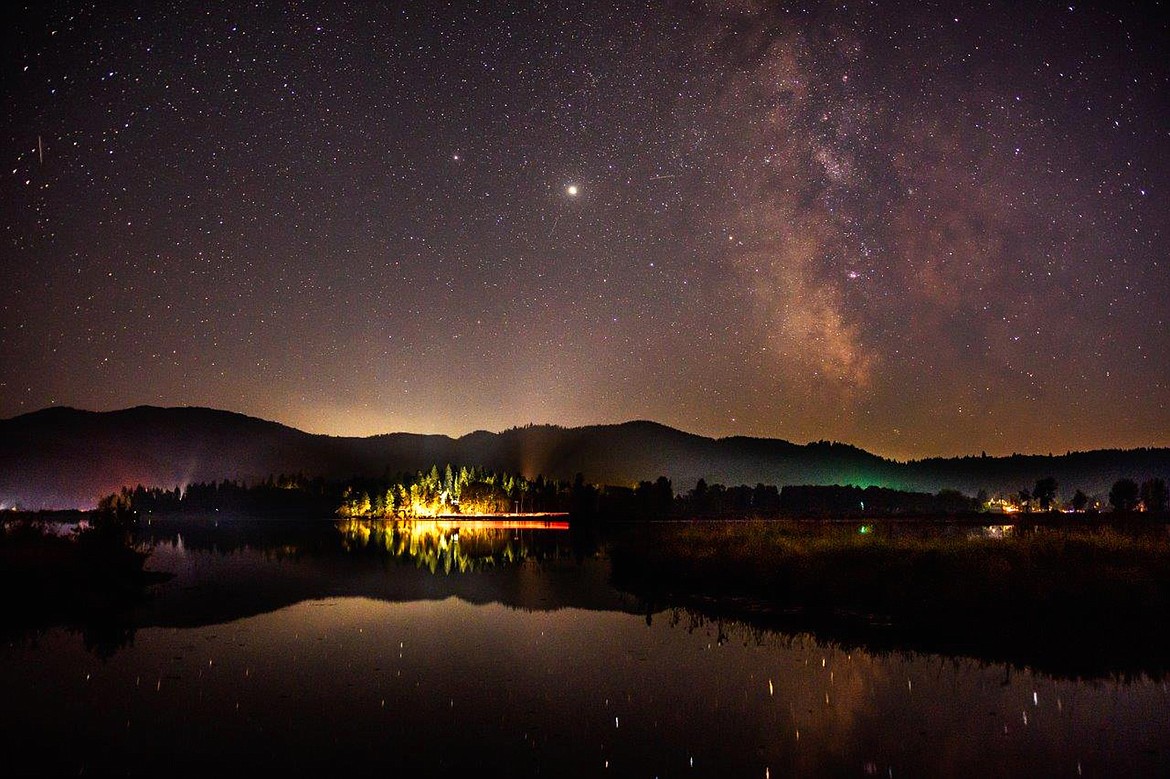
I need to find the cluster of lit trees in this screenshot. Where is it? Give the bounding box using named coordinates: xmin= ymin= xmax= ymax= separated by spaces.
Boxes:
xmin=1002 ymin=476 xmax=1167 ymax=513
xmin=337 ymin=465 xmax=567 ymax=518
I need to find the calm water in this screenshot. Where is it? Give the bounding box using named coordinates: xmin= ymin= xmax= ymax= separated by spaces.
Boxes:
xmin=2 ymin=519 xmax=1167 ymax=777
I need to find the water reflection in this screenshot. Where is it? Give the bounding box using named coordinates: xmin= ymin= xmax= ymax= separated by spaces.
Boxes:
xmin=337 ymin=518 xmax=572 ymax=574
xmin=4 ymin=517 xmax=1170 ymax=775
xmin=6 ymin=517 xmax=1169 ymax=684
xmin=3 ymin=594 xmax=1167 ymax=777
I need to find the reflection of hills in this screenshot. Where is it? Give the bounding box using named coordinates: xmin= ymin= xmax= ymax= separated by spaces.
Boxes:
xmin=4 ymin=405 xmax=1169 ymax=509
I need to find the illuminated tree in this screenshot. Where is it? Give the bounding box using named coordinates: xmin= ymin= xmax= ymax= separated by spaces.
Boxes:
xmin=338 ymin=487 xmax=371 ymax=517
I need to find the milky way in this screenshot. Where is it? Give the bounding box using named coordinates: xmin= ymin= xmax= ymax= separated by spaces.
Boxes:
xmin=2 ymin=1 xmax=1166 ymax=458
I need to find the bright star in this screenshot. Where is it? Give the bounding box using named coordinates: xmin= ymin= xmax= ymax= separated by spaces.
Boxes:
xmin=566 ymin=184 xmax=579 ymax=196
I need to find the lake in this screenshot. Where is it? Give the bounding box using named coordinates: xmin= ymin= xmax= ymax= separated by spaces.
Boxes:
xmin=2 ymin=518 xmax=1167 ymax=776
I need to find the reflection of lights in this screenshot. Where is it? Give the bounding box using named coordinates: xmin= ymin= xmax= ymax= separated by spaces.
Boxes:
xmin=336 ymin=518 xmax=568 ymax=574
xmin=858 ymin=524 xmax=873 ymax=535
xmin=431 ymin=518 xmax=568 ymax=530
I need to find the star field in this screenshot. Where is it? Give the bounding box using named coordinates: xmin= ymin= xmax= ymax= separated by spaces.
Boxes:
xmin=2 ymin=1 xmax=1167 ymax=459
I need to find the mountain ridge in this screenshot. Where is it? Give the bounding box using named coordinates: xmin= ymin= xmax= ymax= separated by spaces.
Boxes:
xmin=1 ymin=405 xmax=1167 ymax=510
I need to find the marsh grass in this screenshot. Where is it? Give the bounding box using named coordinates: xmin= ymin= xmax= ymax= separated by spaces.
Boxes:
xmin=608 ymin=519 xmax=1170 ymax=678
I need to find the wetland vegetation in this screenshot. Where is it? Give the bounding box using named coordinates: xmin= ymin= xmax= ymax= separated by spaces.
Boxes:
xmin=608 ymin=518 xmax=1170 ymax=678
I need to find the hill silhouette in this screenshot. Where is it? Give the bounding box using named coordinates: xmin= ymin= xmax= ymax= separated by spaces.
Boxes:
xmin=1 ymin=406 xmax=1167 ymax=510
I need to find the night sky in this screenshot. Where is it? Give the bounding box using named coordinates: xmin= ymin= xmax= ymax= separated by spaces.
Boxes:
xmin=2 ymin=1 xmax=1167 ymax=460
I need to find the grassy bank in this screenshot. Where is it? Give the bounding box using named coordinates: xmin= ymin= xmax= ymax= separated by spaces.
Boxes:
xmin=608 ymin=519 xmax=1170 ymax=678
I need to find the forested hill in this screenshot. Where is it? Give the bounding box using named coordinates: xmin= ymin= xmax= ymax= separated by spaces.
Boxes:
xmin=1 ymin=406 xmax=1166 ymax=510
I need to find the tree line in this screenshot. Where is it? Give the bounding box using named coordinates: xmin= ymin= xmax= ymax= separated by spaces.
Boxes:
xmin=97 ymin=467 xmax=1169 ymax=520
xmin=1007 ymin=476 xmax=1167 ymax=513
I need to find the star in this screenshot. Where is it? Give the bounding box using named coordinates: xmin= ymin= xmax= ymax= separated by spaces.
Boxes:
xmin=0 ymin=0 xmax=1163 ymax=461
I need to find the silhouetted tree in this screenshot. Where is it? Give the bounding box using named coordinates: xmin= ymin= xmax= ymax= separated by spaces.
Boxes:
xmin=691 ymin=478 xmax=710 ymax=514
xmin=1070 ymin=489 xmax=1089 ymax=512
xmin=1109 ymin=478 xmax=1140 ymax=512
xmin=936 ymin=489 xmax=976 ymax=513
xmin=570 ymin=473 xmax=598 ymax=519
xmin=752 ymin=483 xmax=781 ymax=514
xmin=707 ymin=482 xmax=727 ymax=511
xmin=1032 ymin=477 xmax=1058 ymax=511
xmin=1140 ymin=478 xmax=1167 ymax=512
xmin=636 ymin=475 xmax=673 ymax=515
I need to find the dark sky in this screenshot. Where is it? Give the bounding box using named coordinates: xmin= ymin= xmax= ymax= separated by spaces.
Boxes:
xmin=2 ymin=1 xmax=1167 ymax=459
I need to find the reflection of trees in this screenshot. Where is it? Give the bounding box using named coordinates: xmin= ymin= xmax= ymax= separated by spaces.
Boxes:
xmin=0 ymin=517 xmax=162 ymax=660
xmin=134 ymin=518 xmax=340 ymax=556
xmin=337 ymin=519 xmax=555 ymax=574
